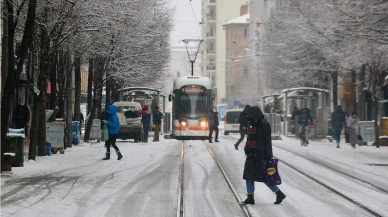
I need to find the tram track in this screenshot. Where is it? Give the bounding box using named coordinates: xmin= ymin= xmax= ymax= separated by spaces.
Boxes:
xmin=226 ymin=134 xmax=385 ymax=217
xmin=273 ymin=144 xmax=388 ymax=195
xmin=177 ymin=140 xmax=251 ymax=217
xmin=277 ymin=157 xmax=384 ymax=217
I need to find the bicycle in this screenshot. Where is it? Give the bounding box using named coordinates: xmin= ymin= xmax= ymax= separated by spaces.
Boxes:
xmin=299 ymin=124 xmax=309 ymax=146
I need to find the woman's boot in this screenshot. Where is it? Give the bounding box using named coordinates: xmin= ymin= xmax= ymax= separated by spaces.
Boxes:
xmin=102 ymin=152 xmax=110 ymax=160
xmin=117 ymin=151 xmax=123 ymax=160
xmin=240 ymin=194 xmax=255 ymax=205
xmin=274 ymin=190 xmax=286 ymax=204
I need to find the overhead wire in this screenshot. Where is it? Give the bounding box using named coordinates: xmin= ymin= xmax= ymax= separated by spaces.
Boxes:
xmin=189 ymin=0 xmax=199 ymax=23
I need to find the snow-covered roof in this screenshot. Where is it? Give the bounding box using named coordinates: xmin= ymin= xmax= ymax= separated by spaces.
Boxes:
xmin=281 ymin=87 xmax=329 ymax=93
xmin=118 ymin=87 xmax=161 ymax=93
xmin=223 ymin=14 xmax=249 ymax=26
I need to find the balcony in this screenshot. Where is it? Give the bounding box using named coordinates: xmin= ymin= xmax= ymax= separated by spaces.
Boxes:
xmin=206 ymin=65 xmax=216 ymax=71
xmin=206 ymin=31 xmax=216 ymax=38
xmin=206 ymin=14 xmax=216 ymax=22
xmin=207 ymin=49 xmax=216 ymax=55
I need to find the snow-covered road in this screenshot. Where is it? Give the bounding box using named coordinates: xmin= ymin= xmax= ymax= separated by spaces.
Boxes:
xmin=1 ymin=131 xmax=387 ymax=217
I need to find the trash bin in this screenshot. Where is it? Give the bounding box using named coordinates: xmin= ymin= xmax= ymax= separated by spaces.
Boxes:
xmin=72 ymin=121 xmax=80 ymax=145
xmin=46 ymin=142 xmax=51 ymax=156
xmin=6 ymin=129 xmax=25 ymax=167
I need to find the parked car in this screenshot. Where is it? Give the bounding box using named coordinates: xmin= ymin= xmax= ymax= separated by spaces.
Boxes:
xmin=114 ymin=101 xmax=143 ymax=142
xmin=223 ymin=109 xmax=243 ymax=135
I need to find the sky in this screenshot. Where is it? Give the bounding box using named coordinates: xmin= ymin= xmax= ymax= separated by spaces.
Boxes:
xmin=170 ymin=0 xmax=202 ymax=46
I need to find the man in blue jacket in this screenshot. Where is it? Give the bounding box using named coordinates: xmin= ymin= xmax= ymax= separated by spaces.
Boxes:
xmin=103 ymin=105 xmax=123 ymax=160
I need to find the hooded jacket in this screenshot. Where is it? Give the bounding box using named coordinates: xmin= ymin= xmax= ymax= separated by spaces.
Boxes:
xmin=243 ymin=106 xmax=273 ymax=182
xmin=106 ymin=105 xmax=120 ymax=135
xmin=238 ymin=105 xmax=250 ymax=131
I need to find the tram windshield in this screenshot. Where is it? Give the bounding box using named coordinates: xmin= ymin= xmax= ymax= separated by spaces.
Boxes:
xmin=175 ymin=85 xmax=210 ymax=119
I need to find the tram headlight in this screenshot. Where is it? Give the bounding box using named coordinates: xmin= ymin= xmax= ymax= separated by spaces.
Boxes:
xmin=179 ymin=119 xmax=187 ymax=126
xmin=200 ymin=120 xmax=207 ymax=127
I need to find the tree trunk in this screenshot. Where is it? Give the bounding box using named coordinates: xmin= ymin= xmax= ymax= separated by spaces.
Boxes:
xmin=84 ymin=59 xmax=94 ymax=141
xmin=1 ymin=0 xmax=9 ymax=94
xmin=87 ymin=60 xmax=93 ymax=115
xmin=64 ymin=51 xmax=73 ymax=148
xmin=374 ymin=96 xmax=380 ymax=148
xmin=351 ymin=70 xmax=356 ymax=112
xmin=29 ymin=96 xmax=39 ymax=160
xmin=332 ymin=71 xmax=338 ymax=108
xmin=358 ymin=64 xmax=366 ymax=121
xmin=48 ymin=52 xmax=58 ymax=121
xmin=57 ymin=52 xmax=65 ymax=119
xmin=74 ymin=57 xmax=81 ymax=123
xmin=1 ymin=0 xmax=37 ymax=171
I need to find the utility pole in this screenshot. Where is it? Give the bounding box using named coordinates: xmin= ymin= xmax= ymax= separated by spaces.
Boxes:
xmin=181 ymin=39 xmax=203 ymax=76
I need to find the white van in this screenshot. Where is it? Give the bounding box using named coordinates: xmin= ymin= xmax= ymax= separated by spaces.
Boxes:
xmin=223 ymin=109 xmax=243 ymax=135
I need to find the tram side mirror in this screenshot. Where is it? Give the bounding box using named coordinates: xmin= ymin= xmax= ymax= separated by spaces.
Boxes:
xmin=168 ymin=94 xmax=173 ymax=101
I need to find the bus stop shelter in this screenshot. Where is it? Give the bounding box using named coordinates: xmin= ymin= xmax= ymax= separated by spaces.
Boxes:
xmin=280 ymin=87 xmax=329 ymax=139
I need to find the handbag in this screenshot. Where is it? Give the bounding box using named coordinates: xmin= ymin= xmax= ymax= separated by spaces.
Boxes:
xmin=101 ymin=125 xmax=109 ymax=142
xmin=262 ymin=158 xmax=282 ymax=186
xmin=357 ymin=135 xmax=363 ymax=141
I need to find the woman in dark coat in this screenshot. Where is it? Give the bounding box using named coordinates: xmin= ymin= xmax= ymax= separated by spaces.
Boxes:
xmin=241 ymin=106 xmax=286 ymax=205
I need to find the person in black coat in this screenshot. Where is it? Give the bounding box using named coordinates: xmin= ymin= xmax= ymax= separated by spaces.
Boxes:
xmin=213 ymin=111 xmax=220 ymax=142
xmin=13 ymin=98 xmax=30 ymax=129
xmin=240 ymin=106 xmax=286 ymax=205
xmin=234 ymin=105 xmax=250 ymax=150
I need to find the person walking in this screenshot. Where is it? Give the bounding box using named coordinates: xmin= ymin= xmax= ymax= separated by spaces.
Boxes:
xmin=298 ymin=107 xmax=313 ymax=145
xmin=152 ymin=106 xmax=163 ymax=142
xmin=331 ymin=106 xmax=347 ymax=148
xmin=213 ymin=111 xmax=220 ymax=142
xmin=234 ymin=105 xmax=250 ymax=150
xmin=347 ymin=111 xmax=359 ymax=148
xmin=139 ymin=105 xmax=151 ymax=143
xmin=13 ymin=98 xmax=30 ymax=130
xmin=240 ymin=106 xmax=286 ymax=205
xmin=207 ymin=109 xmax=216 ymax=143
xmin=102 ymin=105 xmax=123 ymax=160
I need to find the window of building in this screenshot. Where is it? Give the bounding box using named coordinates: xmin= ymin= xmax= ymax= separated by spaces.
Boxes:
xmin=244 ymin=66 xmax=248 ymax=75
xmin=232 ymin=29 xmax=235 ymax=38
xmin=244 ymin=29 xmax=249 ymax=38
xmin=244 ymin=48 xmax=248 ymax=56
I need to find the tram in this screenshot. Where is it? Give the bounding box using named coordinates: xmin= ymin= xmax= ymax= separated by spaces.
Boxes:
xmin=169 ymin=76 xmax=213 ymax=140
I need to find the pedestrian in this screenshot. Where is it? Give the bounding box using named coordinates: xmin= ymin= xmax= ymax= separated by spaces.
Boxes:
xmin=138 ymin=105 xmax=151 ymax=143
xmin=102 ymin=105 xmax=123 ymax=160
xmin=347 ymin=111 xmax=359 ymax=148
xmin=240 ymin=106 xmax=286 ymax=205
xmin=152 ymin=106 xmax=163 ymax=142
xmin=234 ymin=105 xmax=250 ymax=150
xmin=298 ymin=107 xmax=313 ymax=145
xmin=213 ymin=111 xmax=220 ymax=142
xmin=79 ymin=112 xmax=84 ymax=135
xmin=13 ymin=98 xmax=30 ymax=130
xmin=331 ymin=105 xmax=347 ymax=148
xmin=207 ymin=109 xmax=217 ymax=143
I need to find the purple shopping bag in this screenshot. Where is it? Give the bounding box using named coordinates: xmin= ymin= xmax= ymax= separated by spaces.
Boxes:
xmin=262 ymin=158 xmax=282 ymax=186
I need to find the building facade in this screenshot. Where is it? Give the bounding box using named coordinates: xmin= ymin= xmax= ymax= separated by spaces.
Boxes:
xmin=201 ymin=0 xmax=247 ymax=105
xmin=223 ymin=12 xmax=250 ymax=108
